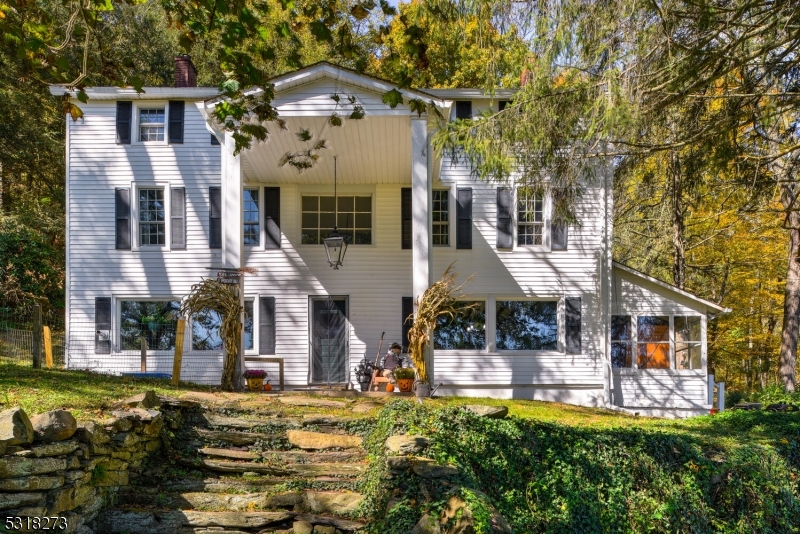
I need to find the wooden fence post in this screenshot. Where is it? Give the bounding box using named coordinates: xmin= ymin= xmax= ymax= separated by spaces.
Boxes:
xmin=43 ymin=326 xmax=53 ymax=368
xmin=140 ymin=337 xmax=147 ymax=372
xmin=172 ymin=319 xmax=186 ymax=386
xmin=32 ymin=304 xmax=42 ymax=369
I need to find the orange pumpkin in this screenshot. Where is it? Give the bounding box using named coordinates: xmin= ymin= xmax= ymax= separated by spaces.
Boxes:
xmin=263 ymin=381 xmax=272 ymax=392
xmin=386 ymin=383 xmax=395 ymax=392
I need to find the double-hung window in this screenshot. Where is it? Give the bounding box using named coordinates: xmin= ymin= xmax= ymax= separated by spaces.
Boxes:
xmin=138 ymin=188 xmax=166 ymax=246
xmin=517 ymin=188 xmax=545 ymax=246
xmin=139 ymin=108 xmax=165 ymax=142
xmin=302 ymin=196 xmax=372 ymax=245
xmin=432 ymin=190 xmax=450 ymax=246
xmin=244 ymin=189 xmax=260 ymax=246
xmin=675 ymin=316 xmax=702 ymax=369
xmin=611 ymin=315 xmax=633 ymax=367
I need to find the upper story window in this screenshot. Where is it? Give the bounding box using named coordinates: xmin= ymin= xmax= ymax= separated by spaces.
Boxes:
xmin=139 ymin=108 xmax=165 ymax=142
xmin=432 ymin=190 xmax=449 ymax=246
xmin=301 ymin=195 xmax=372 ymax=245
xmin=455 ymin=101 xmax=472 ymax=119
xmin=138 ymin=188 xmax=166 ymax=246
xmin=496 ymin=300 xmax=558 ymax=350
xmin=517 ymin=188 xmax=545 ymax=246
xmin=243 ymin=189 xmax=260 ymax=246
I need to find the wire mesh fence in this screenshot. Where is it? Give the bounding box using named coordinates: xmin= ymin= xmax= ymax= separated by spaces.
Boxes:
xmin=0 ymin=302 xmax=66 ymax=367
xmin=1 ymin=301 xmax=284 ymax=388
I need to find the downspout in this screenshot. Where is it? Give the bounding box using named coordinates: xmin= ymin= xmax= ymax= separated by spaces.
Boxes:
xmin=602 ymin=149 xmax=613 ymax=406
xmin=426 ymin=120 xmax=435 ymax=385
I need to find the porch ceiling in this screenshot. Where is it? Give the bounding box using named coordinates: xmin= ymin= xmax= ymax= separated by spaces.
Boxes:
xmin=241 ymin=115 xmax=412 ymax=184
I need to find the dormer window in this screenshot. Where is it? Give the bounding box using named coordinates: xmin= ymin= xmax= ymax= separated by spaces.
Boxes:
xmin=455 ymin=101 xmax=472 ymax=119
xmin=139 ymin=108 xmax=165 ymax=141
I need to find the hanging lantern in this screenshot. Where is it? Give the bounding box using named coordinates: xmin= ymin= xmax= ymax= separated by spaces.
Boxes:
xmin=323 ymin=156 xmax=348 ymax=269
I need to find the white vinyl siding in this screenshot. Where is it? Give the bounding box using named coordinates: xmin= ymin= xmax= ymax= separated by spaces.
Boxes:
xmin=65 ymin=99 xmax=222 ymax=381
xmin=611 ymin=267 xmax=710 ymax=409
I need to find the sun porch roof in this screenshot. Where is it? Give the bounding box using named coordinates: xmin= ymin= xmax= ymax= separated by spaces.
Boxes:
xmin=613 ymin=262 xmax=730 ymax=315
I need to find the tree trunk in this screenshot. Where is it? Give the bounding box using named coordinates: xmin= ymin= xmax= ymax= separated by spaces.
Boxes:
xmin=669 ymin=151 xmax=685 ymax=289
xmin=779 ymin=218 xmax=800 ymax=392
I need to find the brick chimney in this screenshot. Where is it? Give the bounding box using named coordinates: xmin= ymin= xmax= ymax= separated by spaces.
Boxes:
xmin=174 ymin=55 xmax=197 ymax=88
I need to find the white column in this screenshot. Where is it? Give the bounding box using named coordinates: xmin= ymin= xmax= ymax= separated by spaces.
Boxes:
xmin=411 ymin=115 xmax=433 ymax=382
xmin=222 ymin=132 xmax=243 ymax=269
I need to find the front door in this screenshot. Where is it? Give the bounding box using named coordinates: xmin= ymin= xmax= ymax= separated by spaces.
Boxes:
xmin=310 ymin=296 xmax=349 ymax=384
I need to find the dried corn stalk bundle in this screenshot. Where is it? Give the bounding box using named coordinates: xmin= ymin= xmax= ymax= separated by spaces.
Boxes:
xmin=181 ymin=277 xmax=244 ymax=391
xmin=407 ymin=263 xmax=474 ymax=382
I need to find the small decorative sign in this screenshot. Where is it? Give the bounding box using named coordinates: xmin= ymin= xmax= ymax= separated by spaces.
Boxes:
xmin=216 ymin=270 xmax=242 ymax=284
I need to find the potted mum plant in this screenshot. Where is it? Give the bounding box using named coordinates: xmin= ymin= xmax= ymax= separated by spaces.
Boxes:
xmin=355 ymin=359 xmax=375 ymax=392
xmin=243 ymin=369 xmax=267 ymax=391
xmin=393 ymin=367 xmax=416 ymax=392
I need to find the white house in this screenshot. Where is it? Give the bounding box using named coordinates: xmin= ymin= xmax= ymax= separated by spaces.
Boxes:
xmin=51 ymin=60 xmax=728 ymax=417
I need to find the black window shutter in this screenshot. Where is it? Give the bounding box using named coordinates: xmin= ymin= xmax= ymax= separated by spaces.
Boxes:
xmin=209 ymin=187 xmax=222 ymax=249
xmin=115 ymin=188 xmax=131 ymax=250
xmin=565 ymin=297 xmax=581 ymax=354
xmin=168 ymin=101 xmax=185 ymax=144
xmin=171 ymin=187 xmax=186 ymax=249
xmin=259 ymin=297 xmax=276 ymax=354
xmin=116 ymin=101 xmax=132 ymax=144
xmin=496 ymin=187 xmax=513 ymax=249
xmin=401 ymin=188 xmax=412 ymax=250
xmin=552 ymin=222 xmax=568 ymax=251
xmin=95 ymin=297 xmax=111 ymax=354
xmin=456 ymin=188 xmax=472 ymax=249
xmin=210 ymin=134 xmax=220 ymax=146
xmin=264 ymin=187 xmax=281 ymax=249
xmin=402 ymin=297 xmax=414 ymax=353
xmin=455 ymin=101 xmax=472 ymax=119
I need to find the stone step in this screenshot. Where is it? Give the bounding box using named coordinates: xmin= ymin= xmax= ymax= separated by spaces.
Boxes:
xmin=286 ymin=430 xmax=363 ymax=450
xmin=95 ymin=510 xmax=295 ymax=534
xmin=187 ymin=458 xmax=367 ymax=477
xmin=196 ymin=414 xmax=352 ymax=434
xmin=195 ymin=428 xmax=281 ymax=446
xmin=96 ymin=509 xmax=366 ymax=533
xmin=113 ymin=489 xmax=365 ymax=514
xmin=127 ymin=477 xmax=287 ymax=494
xmin=199 ymin=447 xmax=366 ymax=463
xmin=276 ymin=397 xmax=349 ymax=409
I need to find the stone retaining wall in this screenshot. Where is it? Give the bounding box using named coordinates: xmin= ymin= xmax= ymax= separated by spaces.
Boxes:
xmin=0 ymin=392 xmax=190 ymax=534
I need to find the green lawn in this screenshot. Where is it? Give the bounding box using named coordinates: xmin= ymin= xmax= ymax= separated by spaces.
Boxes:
xmin=3 ymin=356 xmax=796 ymax=453
xmin=0 ymin=357 xmax=212 ymax=419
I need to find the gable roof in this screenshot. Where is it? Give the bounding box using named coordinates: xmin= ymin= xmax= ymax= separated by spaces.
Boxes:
xmin=613 ymin=262 xmax=730 ymax=314
xmin=269 ymin=61 xmax=444 ymax=103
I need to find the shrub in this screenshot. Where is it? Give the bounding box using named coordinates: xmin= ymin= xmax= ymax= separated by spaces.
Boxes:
xmin=361 ymin=400 xmax=800 ymax=533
